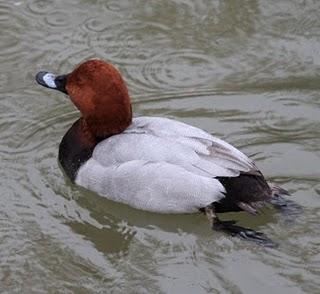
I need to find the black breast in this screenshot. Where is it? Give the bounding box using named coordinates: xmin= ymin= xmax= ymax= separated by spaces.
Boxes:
xmin=58 ymin=119 xmax=96 ymax=182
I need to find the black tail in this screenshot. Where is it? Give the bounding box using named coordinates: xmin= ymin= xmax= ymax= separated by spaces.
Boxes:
xmin=269 ymin=185 xmax=302 ymax=217
xmin=270 ymin=185 xmax=290 ymax=197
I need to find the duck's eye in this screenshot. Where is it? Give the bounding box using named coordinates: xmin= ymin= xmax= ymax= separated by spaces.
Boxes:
xmin=74 ymin=76 xmax=86 ymax=87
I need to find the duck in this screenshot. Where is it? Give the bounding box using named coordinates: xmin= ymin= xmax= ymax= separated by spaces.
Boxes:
xmin=36 ymin=59 xmax=290 ymax=246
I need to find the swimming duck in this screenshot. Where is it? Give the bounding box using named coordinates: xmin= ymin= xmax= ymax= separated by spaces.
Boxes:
xmin=36 ymin=59 xmax=289 ymax=246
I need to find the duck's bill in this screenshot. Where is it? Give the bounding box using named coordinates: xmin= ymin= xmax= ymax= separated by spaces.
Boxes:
xmin=35 ymin=71 xmax=68 ymax=94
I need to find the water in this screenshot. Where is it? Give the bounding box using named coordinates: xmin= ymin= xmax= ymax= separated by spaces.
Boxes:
xmin=0 ymin=0 xmax=319 ymax=293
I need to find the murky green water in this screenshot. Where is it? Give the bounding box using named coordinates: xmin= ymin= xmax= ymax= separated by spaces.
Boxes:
xmin=1 ymin=0 xmax=319 ymax=293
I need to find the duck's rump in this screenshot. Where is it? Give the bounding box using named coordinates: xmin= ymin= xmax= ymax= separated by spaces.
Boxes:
xmin=213 ymin=173 xmax=272 ymax=214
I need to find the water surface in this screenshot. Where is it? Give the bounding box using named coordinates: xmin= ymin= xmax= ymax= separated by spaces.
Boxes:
xmin=0 ymin=0 xmax=319 ymax=293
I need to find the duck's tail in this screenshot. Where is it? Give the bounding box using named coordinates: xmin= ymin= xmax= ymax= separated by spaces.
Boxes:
xmin=268 ymin=184 xmax=301 ymax=216
xmin=271 ymin=185 xmax=290 ymax=197
xmin=270 ymin=185 xmax=290 ymax=206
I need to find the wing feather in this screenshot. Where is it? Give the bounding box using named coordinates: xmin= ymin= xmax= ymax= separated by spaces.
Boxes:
xmin=76 ymin=159 xmax=225 ymax=213
xmin=93 ymin=116 xmax=258 ymax=178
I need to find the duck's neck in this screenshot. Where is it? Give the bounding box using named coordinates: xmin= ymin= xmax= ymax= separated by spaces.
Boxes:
xmin=58 ymin=118 xmax=103 ymax=182
xmin=83 ymin=99 xmax=133 ymax=138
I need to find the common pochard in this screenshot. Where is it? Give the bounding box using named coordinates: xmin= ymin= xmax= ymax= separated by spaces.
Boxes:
xmin=36 ymin=59 xmax=290 ymax=246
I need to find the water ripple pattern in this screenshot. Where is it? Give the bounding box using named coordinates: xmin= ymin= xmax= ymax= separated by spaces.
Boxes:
xmin=129 ymin=49 xmax=224 ymax=92
xmin=0 ymin=0 xmax=319 ymax=293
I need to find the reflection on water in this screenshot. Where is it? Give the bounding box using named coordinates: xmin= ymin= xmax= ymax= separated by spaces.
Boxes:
xmin=0 ymin=0 xmax=319 ymax=293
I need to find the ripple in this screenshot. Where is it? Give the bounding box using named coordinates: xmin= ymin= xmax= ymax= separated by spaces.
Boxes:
xmin=0 ymin=3 xmax=25 ymax=31
xmin=22 ymin=4 xmax=89 ymax=71
xmin=0 ymin=1 xmax=28 ymax=72
xmin=45 ymin=11 xmax=71 ymax=27
xmin=0 ymin=171 xmax=117 ymax=283
xmin=27 ymin=0 xmax=55 ymax=15
xmin=0 ymin=3 xmax=12 ymax=23
xmin=103 ymin=0 xmax=125 ymax=12
xmin=30 ymin=24 xmax=93 ymax=72
xmin=14 ymin=110 xmax=77 ymax=153
xmin=126 ymin=49 xmax=223 ymax=92
xmin=253 ymin=112 xmax=319 ymax=144
xmin=87 ymin=20 xmax=171 ymax=65
xmin=83 ymin=19 xmax=126 ymax=60
xmin=261 ymin=1 xmax=320 ymax=38
xmin=0 ymin=94 xmax=77 ymax=155
xmin=133 ymin=89 xmax=224 ymax=104
xmin=0 ymin=112 xmax=22 ymax=138
xmin=0 ymin=30 xmax=22 ymax=57
xmin=0 ymin=72 xmax=10 ymax=89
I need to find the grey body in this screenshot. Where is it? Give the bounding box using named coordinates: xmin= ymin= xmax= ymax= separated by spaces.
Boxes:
xmin=76 ymin=117 xmax=258 ymax=213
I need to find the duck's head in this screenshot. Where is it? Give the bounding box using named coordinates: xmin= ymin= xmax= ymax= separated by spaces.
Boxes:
xmin=36 ymin=59 xmax=132 ymax=138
